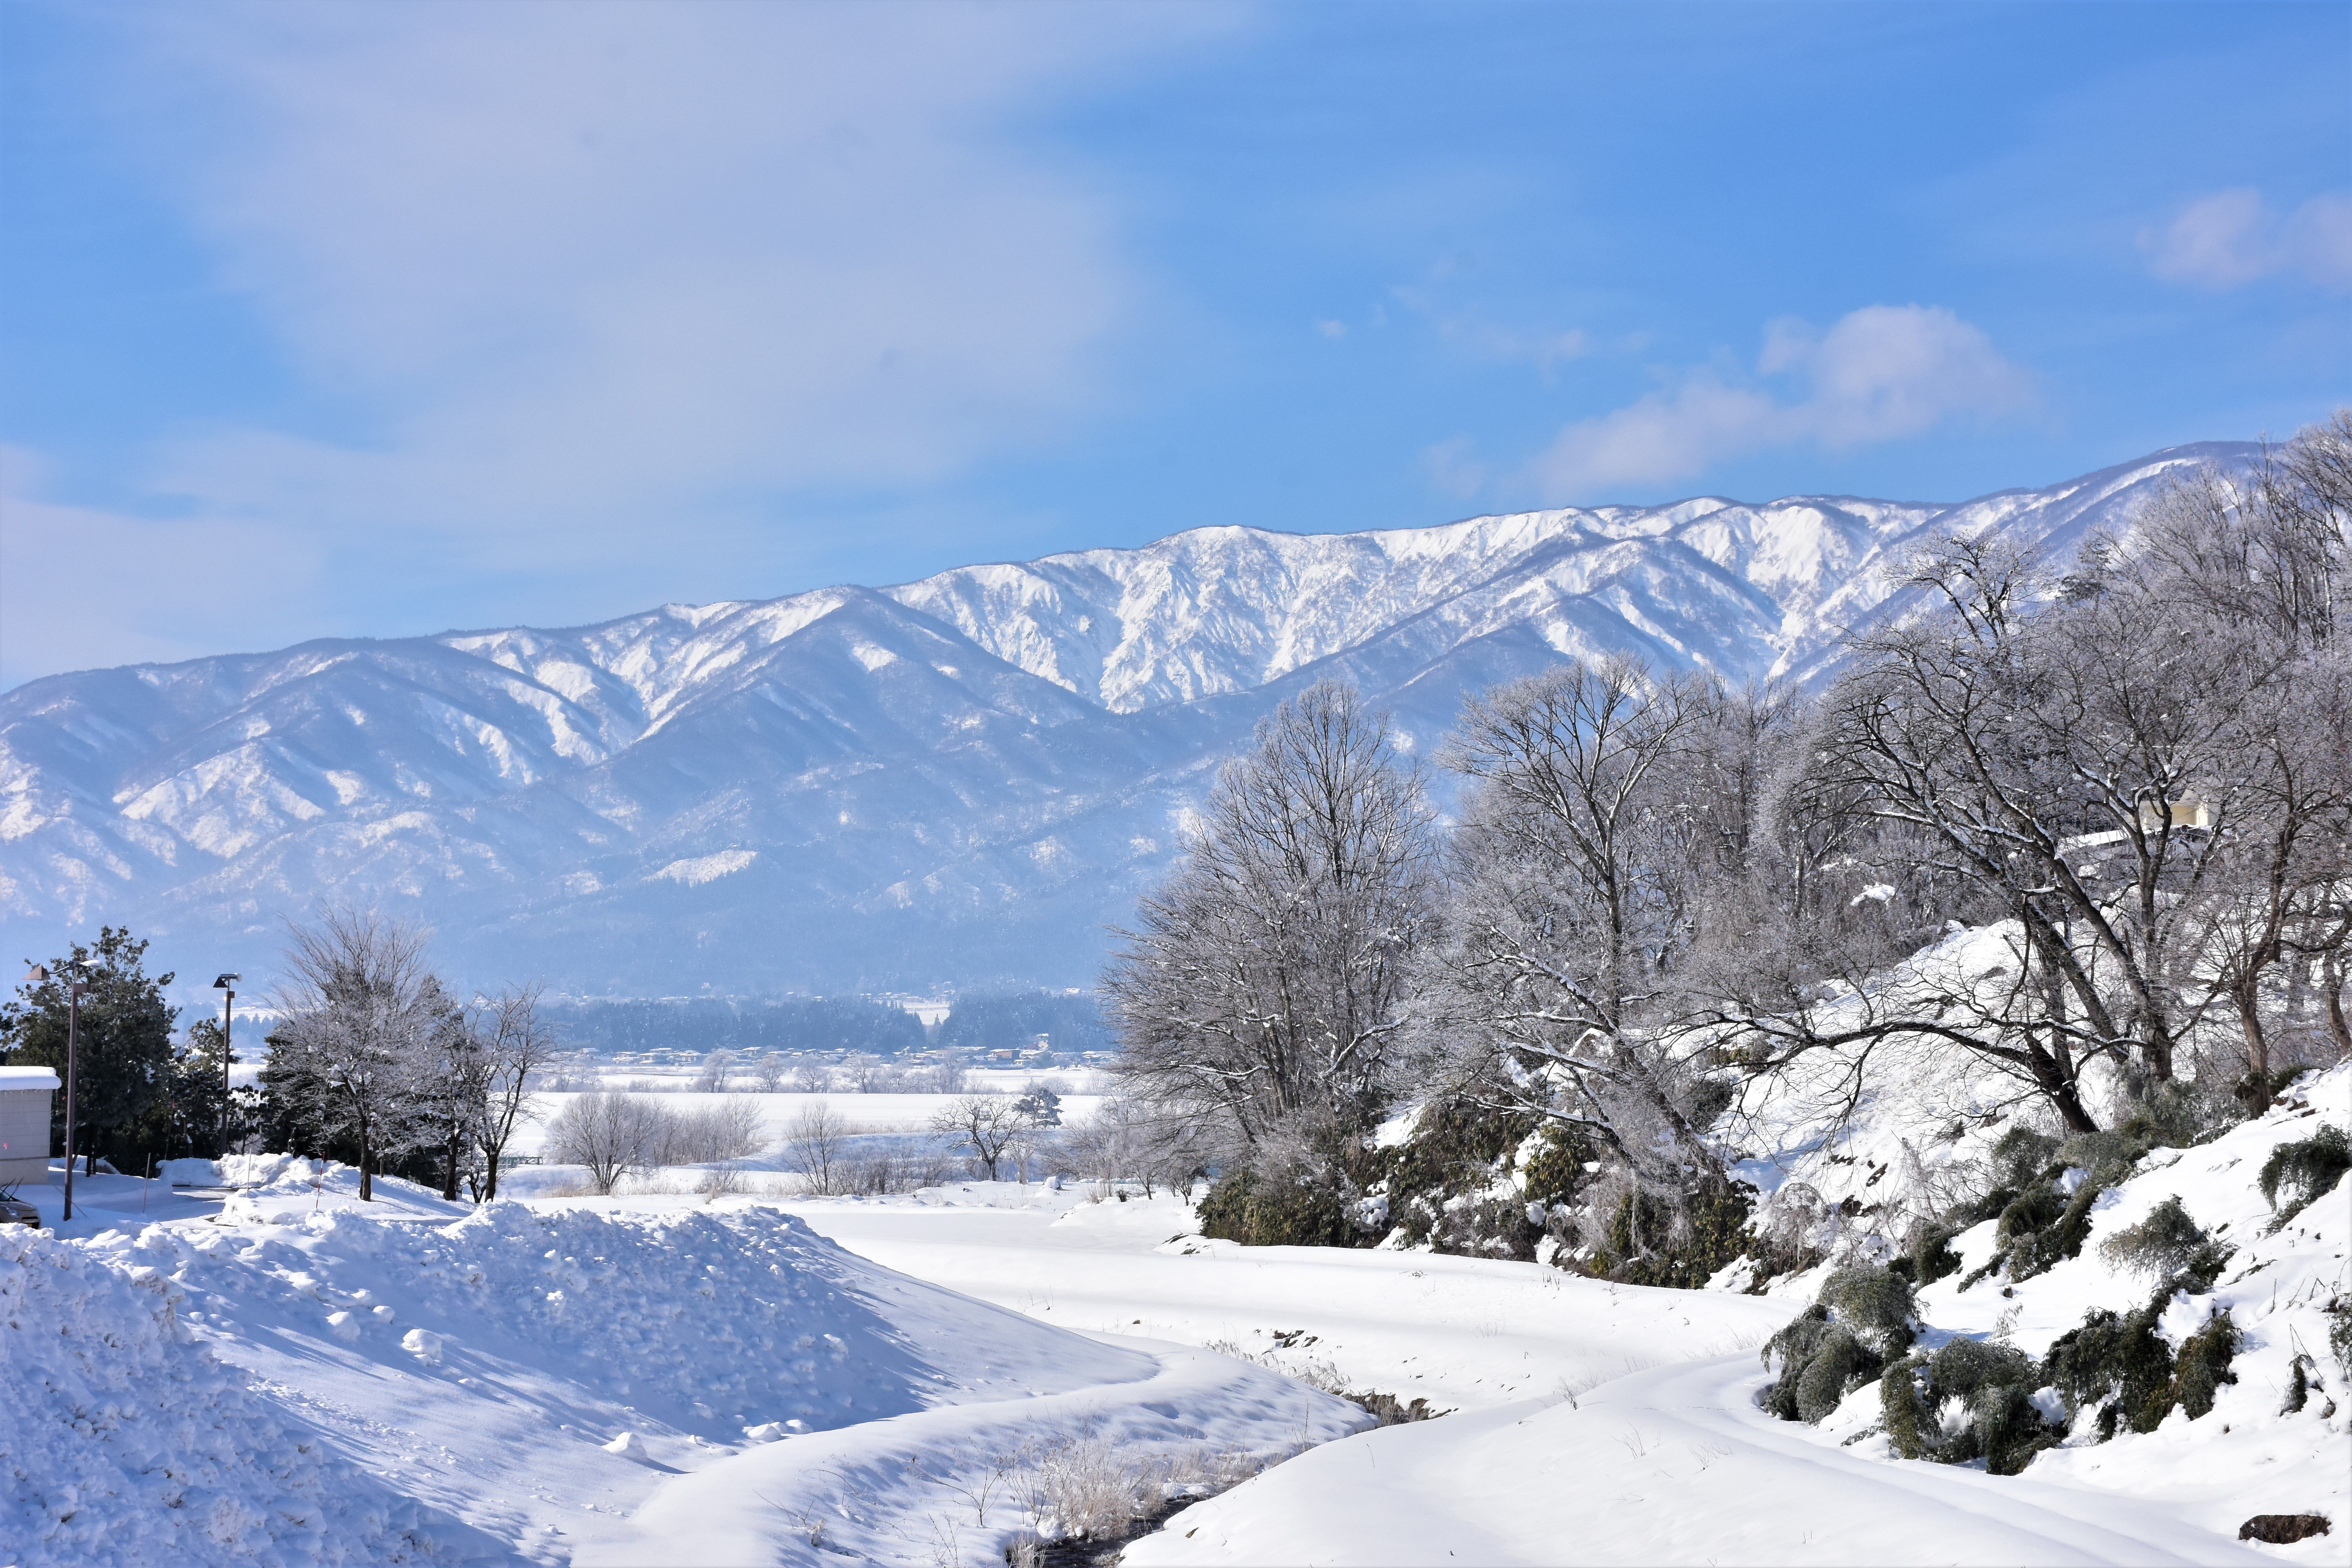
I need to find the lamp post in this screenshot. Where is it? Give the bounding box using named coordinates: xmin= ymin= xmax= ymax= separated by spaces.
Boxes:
xmin=25 ymin=962 xmax=87 ymax=1223
xmin=213 ymin=974 xmax=241 ymax=1160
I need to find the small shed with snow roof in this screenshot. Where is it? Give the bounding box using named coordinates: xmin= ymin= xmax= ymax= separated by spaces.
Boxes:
xmin=0 ymin=1066 xmax=60 ymax=1185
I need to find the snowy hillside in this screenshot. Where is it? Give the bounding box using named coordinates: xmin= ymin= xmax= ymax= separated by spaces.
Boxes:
xmin=1103 ymin=1071 xmax=2350 ymax=1566
xmin=0 ymin=442 xmax=2240 ymax=996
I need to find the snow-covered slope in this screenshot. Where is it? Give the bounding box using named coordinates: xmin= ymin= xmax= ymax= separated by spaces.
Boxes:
xmin=1109 ymin=1071 xmax=2350 ymax=1567
xmin=0 ymin=442 xmax=2241 ymax=996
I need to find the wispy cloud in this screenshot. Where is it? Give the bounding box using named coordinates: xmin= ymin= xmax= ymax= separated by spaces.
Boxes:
xmin=89 ymin=3 xmax=1229 ymax=556
xmin=0 ymin=448 xmax=326 ymax=687
xmin=2141 ymin=187 xmax=2352 ymax=291
xmin=1528 ymin=305 xmax=2034 ymax=497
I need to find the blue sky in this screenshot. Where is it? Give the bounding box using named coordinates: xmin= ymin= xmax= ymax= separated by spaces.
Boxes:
xmin=2 ymin=1 xmax=2346 ymax=689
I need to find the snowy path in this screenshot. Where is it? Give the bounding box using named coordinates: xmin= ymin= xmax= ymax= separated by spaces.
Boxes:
xmin=789 ymin=1194 xmax=1795 ymax=1412
xmin=1121 ymin=1352 xmax=2280 ymax=1567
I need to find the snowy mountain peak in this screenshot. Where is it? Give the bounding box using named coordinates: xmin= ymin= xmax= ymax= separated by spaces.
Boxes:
xmin=0 ymin=440 xmax=2251 ymax=995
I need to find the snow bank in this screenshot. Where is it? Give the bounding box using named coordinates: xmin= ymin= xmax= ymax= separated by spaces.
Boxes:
xmin=0 ymin=1226 xmax=491 ymax=1568
xmin=1124 ymin=1352 xmax=2281 ymax=1567
xmin=159 ymin=1152 xmax=319 ymax=1189
xmin=91 ymin=1201 xmax=1149 ymax=1444
xmin=1116 ymin=1069 xmax=2347 ymax=1564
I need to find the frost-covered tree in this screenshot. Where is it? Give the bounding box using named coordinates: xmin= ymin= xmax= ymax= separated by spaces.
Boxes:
xmin=781 ymin=1101 xmax=850 ymax=1195
xmin=1406 ymin=660 xmax=1728 ymax=1167
xmin=472 ymin=984 xmax=557 ymax=1201
xmin=544 ymin=1092 xmax=659 ymax=1196
xmin=929 ymin=1094 xmax=1028 ymax=1180
xmin=1104 ymin=682 xmax=1436 ymax=1162
xmin=269 ymin=909 xmax=442 ymax=1201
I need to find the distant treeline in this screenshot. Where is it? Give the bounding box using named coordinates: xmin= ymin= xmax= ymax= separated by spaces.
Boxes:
xmin=931 ymin=992 xmax=1111 ymax=1056
xmin=536 ymin=991 xmax=1108 ymax=1057
xmin=540 ymin=996 xmax=923 ymax=1056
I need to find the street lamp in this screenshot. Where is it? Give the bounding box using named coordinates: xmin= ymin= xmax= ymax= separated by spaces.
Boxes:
xmin=24 ymin=962 xmax=87 ymax=1223
xmin=213 ymin=974 xmax=241 ymax=1160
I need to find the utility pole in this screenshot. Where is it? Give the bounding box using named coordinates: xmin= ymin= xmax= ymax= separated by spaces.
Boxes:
xmin=26 ymin=963 xmax=87 ymax=1223
xmin=214 ymin=974 xmax=241 ymax=1160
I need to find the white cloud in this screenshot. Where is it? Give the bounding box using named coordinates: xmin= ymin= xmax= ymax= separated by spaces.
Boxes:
xmin=1421 ymin=436 xmax=1487 ymax=501
xmin=2141 ymin=187 xmax=2352 ymax=291
xmin=1528 ymin=305 xmax=2033 ymax=497
xmin=0 ymin=448 xmax=327 ymax=688
xmin=87 ymin=3 xmax=1230 ymax=558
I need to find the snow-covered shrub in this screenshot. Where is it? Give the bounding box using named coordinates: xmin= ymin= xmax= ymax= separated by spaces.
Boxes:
xmin=1817 ymin=1264 xmax=1918 ymax=1358
xmin=2038 ymin=1296 xmax=2239 ymax=1437
xmin=1900 ymin=1218 xmax=1963 ymax=1285
xmin=2173 ymin=1309 xmax=2241 ymax=1419
xmin=1761 ymin=1265 xmax=1915 ymax=1423
xmin=1986 ymin=1125 xmax=2061 ymax=1192
xmin=1378 ymin=1101 xmax=1545 ymax=1258
xmin=2096 ymin=1194 xmax=2230 ymax=1287
xmin=1880 ymin=1338 xmax=2060 ymax=1475
xmin=1585 ymin=1175 xmax=1755 ymax=1289
xmin=2042 ymin=1294 xmax=2183 ymax=1439
xmin=2258 ymin=1123 xmax=2348 ymax=1229
xmin=1196 ymin=1166 xmax=1358 ymax=1248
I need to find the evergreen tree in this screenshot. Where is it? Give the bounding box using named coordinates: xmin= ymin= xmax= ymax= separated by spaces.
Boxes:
xmin=2 ymin=926 xmax=177 ymax=1171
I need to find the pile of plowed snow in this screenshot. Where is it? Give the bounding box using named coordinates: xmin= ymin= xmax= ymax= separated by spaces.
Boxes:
xmin=88 ymin=1200 xmax=1150 ymax=1443
xmin=0 ymin=1226 xmax=493 ymax=1568
xmin=44 ymin=1196 xmax=1368 ymax=1563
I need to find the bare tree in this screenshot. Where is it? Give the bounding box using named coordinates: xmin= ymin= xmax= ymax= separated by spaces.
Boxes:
xmin=271 ymin=908 xmax=440 ymax=1201
xmin=930 ymin=1094 xmax=1029 ymax=1180
xmin=847 ymin=1054 xmax=903 ymax=1093
xmin=782 ymin=1101 xmax=851 ymax=1195
xmin=544 ymin=1092 xmax=659 ymax=1195
xmin=1408 ymin=660 xmax=1731 ymax=1166
xmin=1104 ymin=682 xmax=1436 ymax=1163
xmin=1713 ymin=422 xmax=2352 ymax=1129
xmin=693 ymin=1048 xmax=735 ymax=1094
xmin=473 ymin=983 xmax=558 ymax=1201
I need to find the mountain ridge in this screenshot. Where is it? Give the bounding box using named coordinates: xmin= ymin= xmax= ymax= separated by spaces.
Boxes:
xmin=0 ymin=440 xmax=2249 ymax=1000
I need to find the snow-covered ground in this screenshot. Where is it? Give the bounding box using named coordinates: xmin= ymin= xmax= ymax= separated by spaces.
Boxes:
xmin=784 ymin=1185 xmax=1790 ymax=1414
xmin=9 ymin=1064 xmax=2343 ymax=1565
xmin=1113 ymin=1072 xmax=2352 ymax=1567
xmin=506 ymin=1086 xmax=1108 ymax=1161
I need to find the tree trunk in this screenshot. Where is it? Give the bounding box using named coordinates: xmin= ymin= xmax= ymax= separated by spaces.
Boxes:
xmin=2326 ymin=951 xmax=2352 ymax=1061
xmin=441 ymin=1134 xmax=460 ymax=1203
xmin=359 ymin=1140 xmax=374 ymax=1202
xmin=483 ymin=1147 xmax=501 ymax=1203
xmin=2237 ymin=985 xmax=2271 ymax=1083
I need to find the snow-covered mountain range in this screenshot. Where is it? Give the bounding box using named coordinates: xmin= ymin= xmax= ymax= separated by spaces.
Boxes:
xmin=0 ymin=441 xmax=2243 ymax=999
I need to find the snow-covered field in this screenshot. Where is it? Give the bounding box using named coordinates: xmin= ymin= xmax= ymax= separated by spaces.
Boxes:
xmin=506 ymin=1085 xmax=1109 ymax=1161
xmin=7 ymin=1069 xmax=2344 ymax=1566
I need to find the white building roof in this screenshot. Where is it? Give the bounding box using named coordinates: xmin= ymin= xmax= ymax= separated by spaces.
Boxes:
xmin=0 ymin=1066 xmax=61 ymax=1091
